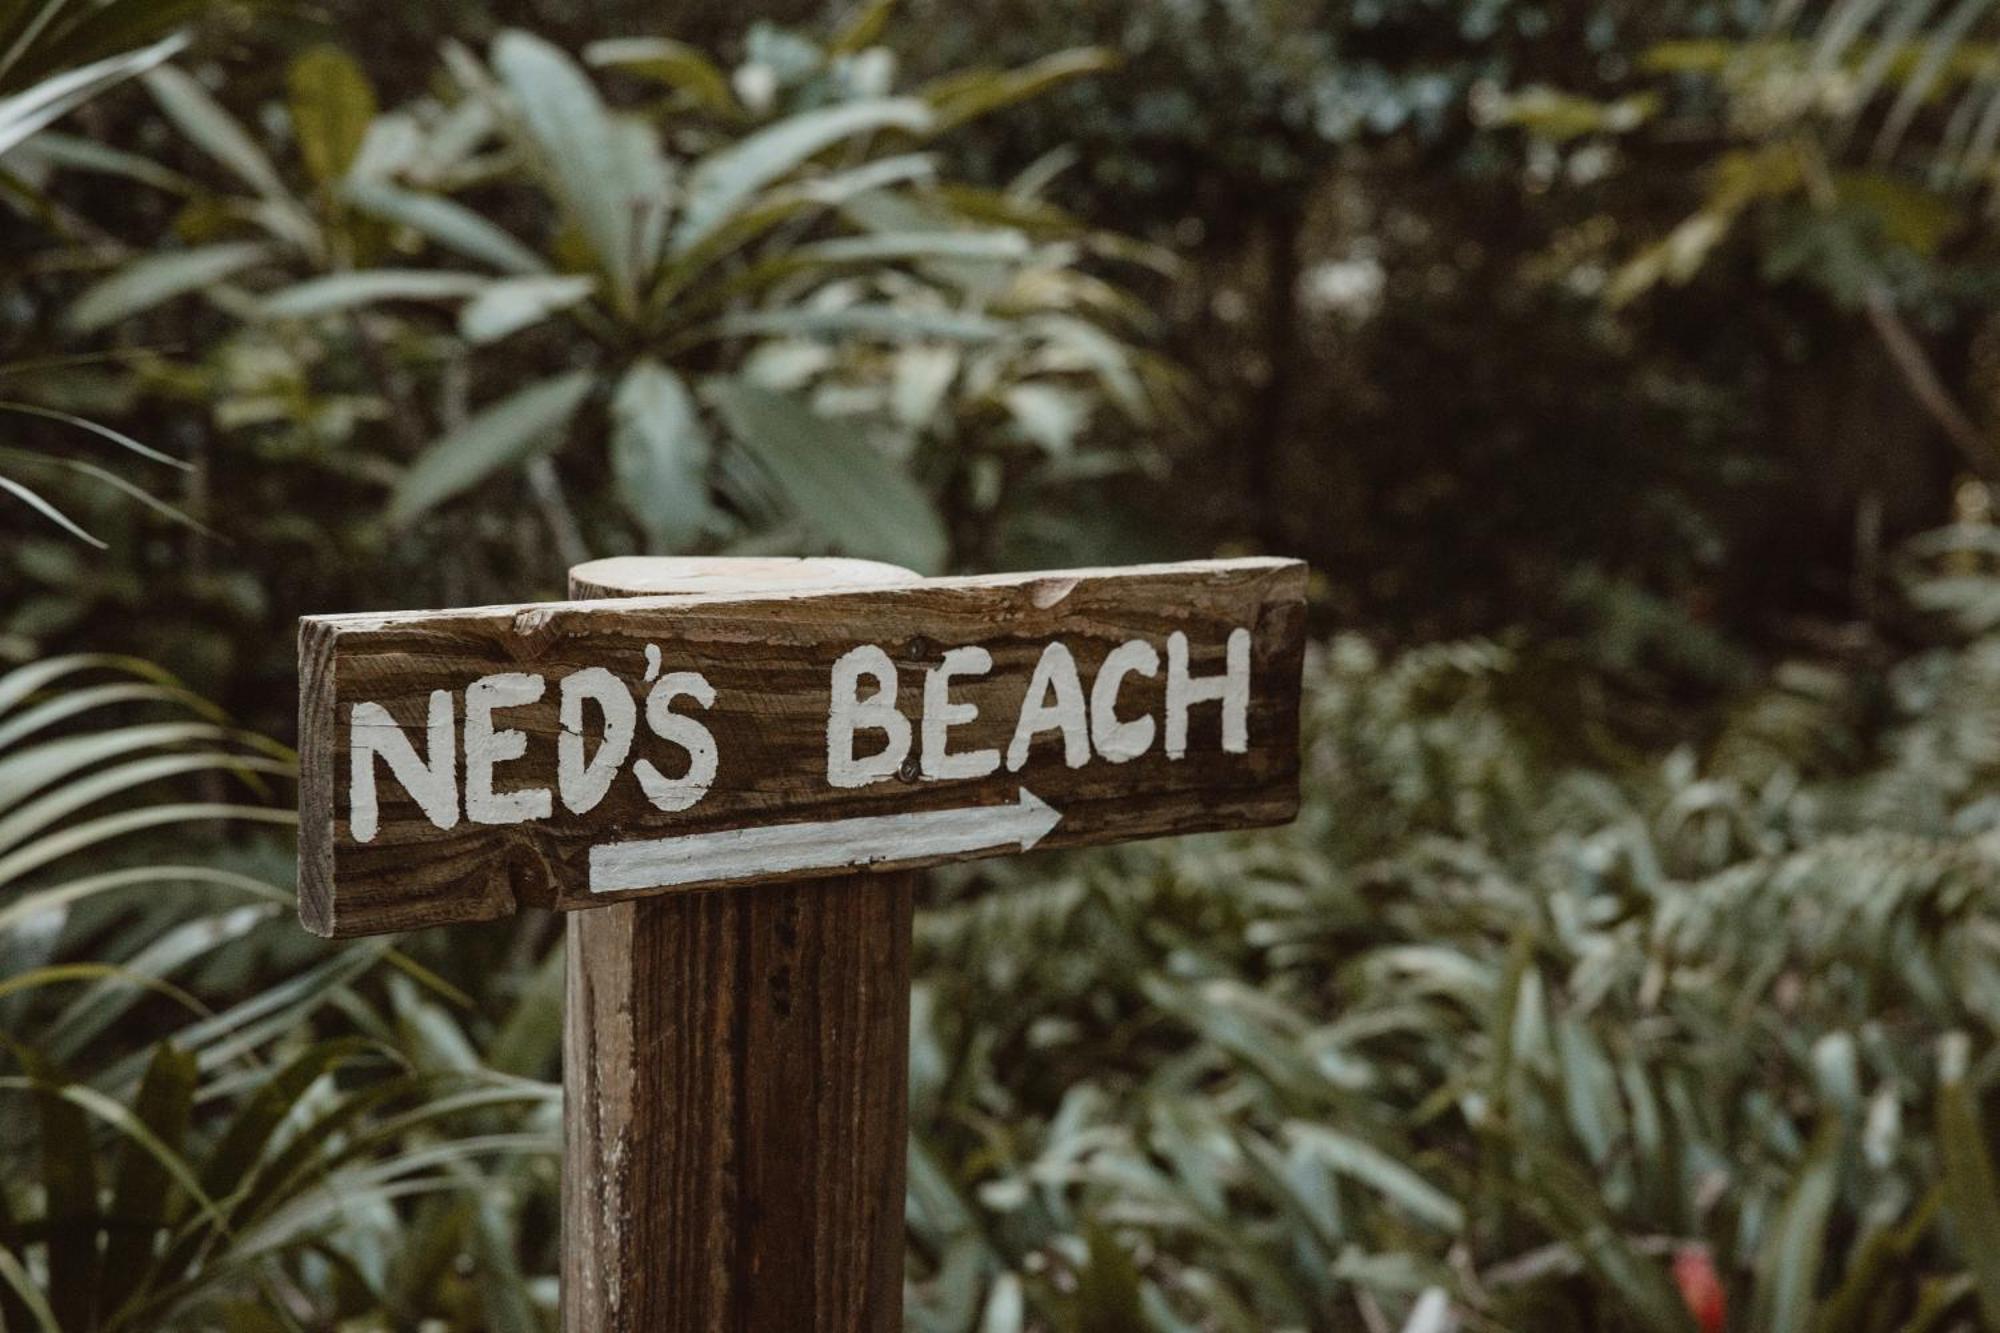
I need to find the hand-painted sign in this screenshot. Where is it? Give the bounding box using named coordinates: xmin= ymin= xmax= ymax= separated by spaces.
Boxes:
xmin=298 ymin=557 xmax=1305 ymax=937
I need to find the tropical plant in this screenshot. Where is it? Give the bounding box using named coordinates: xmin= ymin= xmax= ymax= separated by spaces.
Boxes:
xmin=903 ymin=523 xmax=2000 ymax=1331
xmin=0 ymin=0 xmax=252 ymax=547
xmin=0 ymin=653 xmax=567 ymax=1329
xmin=52 ymin=16 xmax=1159 ymax=576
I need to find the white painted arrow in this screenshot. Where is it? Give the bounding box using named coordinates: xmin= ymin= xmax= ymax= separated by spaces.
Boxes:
xmin=588 ymin=788 xmax=1063 ymax=895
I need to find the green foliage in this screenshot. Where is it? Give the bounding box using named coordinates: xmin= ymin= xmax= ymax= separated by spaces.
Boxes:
xmin=0 ymin=0 xmax=251 ymax=547
xmin=8 ymin=2 xmax=2000 ymax=1327
xmin=14 ymin=529 xmax=2000 ymax=1328
xmin=0 ymin=655 xmax=564 ymax=1328
xmin=902 ymin=529 xmax=2000 ymax=1328
xmin=39 ymin=19 xmax=1156 ymax=580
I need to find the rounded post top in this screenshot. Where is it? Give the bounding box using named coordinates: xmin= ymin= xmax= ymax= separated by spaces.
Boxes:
xmin=569 ymin=556 xmax=919 ymax=599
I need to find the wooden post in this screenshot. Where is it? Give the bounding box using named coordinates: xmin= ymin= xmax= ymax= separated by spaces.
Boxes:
xmin=561 ymin=558 xmax=918 ymax=1333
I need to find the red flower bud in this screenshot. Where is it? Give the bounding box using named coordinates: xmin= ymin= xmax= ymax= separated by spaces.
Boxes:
xmin=1673 ymin=1244 xmax=1727 ymax=1333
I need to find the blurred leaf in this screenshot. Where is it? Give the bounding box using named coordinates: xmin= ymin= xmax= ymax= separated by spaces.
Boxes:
xmin=460 ymin=273 xmax=596 ymax=343
xmin=21 ymin=128 xmax=194 ymax=191
xmin=611 ymin=359 xmax=712 ymax=552
xmin=0 ymin=474 xmax=104 ymax=546
xmin=673 ymin=97 xmax=932 ymax=254
xmin=1516 ymin=1144 xmax=1697 ymax=1333
xmin=832 ymin=0 xmax=901 ymax=55
xmin=584 ymin=37 xmax=737 ymax=117
xmin=388 ymin=369 xmax=593 ymax=525
xmin=492 ymin=29 xmax=663 ymax=315
xmin=1751 ymin=1125 xmax=1841 ymax=1333
xmin=344 ymin=179 xmax=547 ymax=275
xmin=259 ymin=269 xmax=490 ymax=319
xmin=142 ymin=64 xmax=294 ymax=206
xmin=66 ymin=242 xmax=271 ymax=333
xmin=710 ymin=377 xmax=945 ymax=571
xmin=918 ymin=49 xmax=1116 ymax=134
xmin=1938 ymin=1063 xmax=2000 ymax=1329
xmin=29 ymin=1053 xmax=99 ymax=1329
xmin=1285 ymin=1122 xmax=1464 ymax=1233
xmin=287 ymin=45 xmax=376 ymax=188
xmin=0 ymin=31 xmax=187 ymax=157
xmin=98 ymin=1043 xmax=196 ymax=1317
xmin=1073 ymin=1225 xmax=1148 ymax=1333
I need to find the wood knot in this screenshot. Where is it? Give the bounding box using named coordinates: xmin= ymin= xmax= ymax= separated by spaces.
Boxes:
xmin=1028 ymin=577 xmax=1079 ymax=610
xmin=509 ymin=607 xmax=562 ymax=660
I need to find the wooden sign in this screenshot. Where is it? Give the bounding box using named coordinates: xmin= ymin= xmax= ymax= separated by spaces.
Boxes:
xmin=298 ymin=557 xmax=1305 ymax=938
xmin=294 ymin=553 xmax=1309 ymax=1331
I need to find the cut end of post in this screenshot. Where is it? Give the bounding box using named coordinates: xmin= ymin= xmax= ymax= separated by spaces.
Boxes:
xmin=570 ymin=555 xmax=920 ymax=598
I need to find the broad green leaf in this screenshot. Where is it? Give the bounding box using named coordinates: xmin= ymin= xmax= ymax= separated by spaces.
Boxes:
xmin=344 ymin=179 xmax=545 ymax=275
xmin=1939 ymin=1067 xmax=2000 ymax=1329
xmin=710 ymin=378 xmax=946 ymax=572
xmin=200 ymin=1039 xmax=376 ymax=1202
xmin=648 ymin=153 xmax=938 ymax=311
xmin=1073 ymin=1225 xmax=1148 ymax=1333
xmin=918 ymin=49 xmax=1116 ymax=134
xmin=796 ymin=228 xmax=1031 ymax=265
xmin=258 ymin=269 xmax=490 ymax=320
xmin=892 ymin=345 xmax=959 ymax=426
xmin=30 ymin=1055 xmax=98 ymax=1330
xmin=492 ymin=30 xmax=664 ymax=315
xmin=1002 ymin=383 xmax=1088 ymax=454
xmin=611 ymin=359 xmax=712 ymax=552
xmin=831 ymin=0 xmax=900 ymax=55
xmin=65 ymin=241 xmax=270 ymax=333
xmin=1751 ymin=1125 xmax=1840 ymax=1333
xmin=388 ymin=369 xmax=593 ymax=525
xmin=584 ymin=37 xmax=736 ymax=117
xmin=1517 ymin=1143 xmax=1697 ymax=1333
xmin=287 ymin=44 xmax=376 ymax=188
xmin=97 ymin=1043 xmax=196 ymax=1317
xmin=673 ymin=98 xmax=932 ymax=254
xmin=460 ymin=273 xmax=595 ymax=343
xmin=484 ymin=941 xmax=565 ymax=1079
xmin=142 ymin=64 xmax=292 ymax=205
xmin=1283 ymin=1123 xmax=1464 ymax=1233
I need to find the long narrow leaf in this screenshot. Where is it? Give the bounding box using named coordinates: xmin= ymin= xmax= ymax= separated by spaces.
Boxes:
xmin=387 ymin=369 xmax=592 ymax=525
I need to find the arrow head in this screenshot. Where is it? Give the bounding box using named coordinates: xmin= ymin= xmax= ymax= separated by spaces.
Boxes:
xmin=1015 ymin=787 xmax=1062 ymax=851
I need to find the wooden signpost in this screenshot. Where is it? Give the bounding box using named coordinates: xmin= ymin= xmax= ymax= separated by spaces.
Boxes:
xmin=296 ymin=553 xmax=1307 ymax=1330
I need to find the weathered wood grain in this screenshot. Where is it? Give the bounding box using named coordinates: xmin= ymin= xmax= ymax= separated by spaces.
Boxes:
xmin=299 ymin=557 xmax=1306 ymax=938
xmin=561 ymin=558 xmax=913 ymax=1333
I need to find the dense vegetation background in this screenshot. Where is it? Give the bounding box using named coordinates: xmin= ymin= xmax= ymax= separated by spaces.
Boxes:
xmin=5 ymin=0 xmax=2000 ymax=1328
